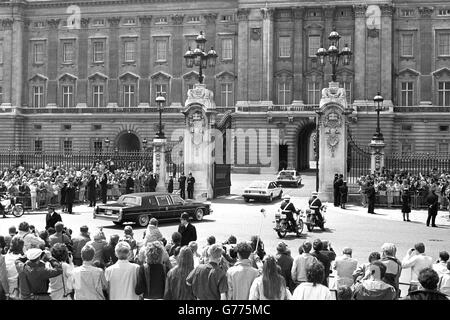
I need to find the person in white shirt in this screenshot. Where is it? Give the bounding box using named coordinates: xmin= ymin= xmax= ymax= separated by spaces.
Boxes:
xmin=333 ymin=247 xmax=358 ymax=288
xmin=432 ymin=251 xmax=449 ymax=277
xmin=401 ymin=242 xmax=433 ymax=292
xmin=104 ymin=241 xmax=140 ymax=300
xmin=188 ymin=241 xmax=201 ymax=268
xmin=438 ymin=261 xmax=450 ymax=296
xmin=292 ymin=261 xmax=332 ymax=300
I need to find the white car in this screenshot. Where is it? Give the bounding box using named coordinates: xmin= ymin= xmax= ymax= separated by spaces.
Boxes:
xmin=243 ymin=181 xmax=283 ymax=203
xmin=276 ymin=170 xmax=302 ymax=188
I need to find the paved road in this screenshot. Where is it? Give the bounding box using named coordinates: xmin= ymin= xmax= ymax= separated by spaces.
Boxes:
xmin=2 ymin=172 xmax=449 ymax=297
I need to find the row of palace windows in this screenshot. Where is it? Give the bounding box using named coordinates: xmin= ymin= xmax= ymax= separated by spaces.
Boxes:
xmin=398 ymin=81 xmax=450 ymax=106
xmin=276 ymin=81 xmax=352 ymax=105
xmin=400 ymin=32 xmax=450 ymax=57
xmin=28 ymin=37 xmax=235 ymax=65
xmin=278 ymin=34 xmax=352 ymax=58
xmin=31 ymin=138 xmax=109 ymax=153
xmin=401 ymin=142 xmax=450 ymax=154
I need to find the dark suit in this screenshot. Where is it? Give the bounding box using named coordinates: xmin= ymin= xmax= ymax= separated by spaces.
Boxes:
xmin=65 ymin=186 xmax=76 ymax=214
xmin=367 ymin=185 xmax=376 ymax=214
xmin=167 ymin=178 xmax=174 ymax=194
xmin=178 ymin=175 xmax=186 ymax=199
xmin=311 ymin=250 xmax=331 ymax=287
xmin=148 ymin=177 xmax=157 ymax=192
xmin=426 ymin=192 xmax=439 ymax=227
xmin=100 ymin=177 xmax=108 ymax=204
xmin=187 ymin=176 xmax=195 ymax=199
xmin=333 ymin=176 xmax=339 ymax=206
xmin=178 ymin=222 xmax=197 ymax=246
xmin=45 ymin=212 xmax=62 ymax=230
xmin=339 ymin=184 xmax=348 ymax=208
xmin=87 ymin=177 xmax=97 ymax=207
xmin=126 ymin=177 xmax=134 ymax=194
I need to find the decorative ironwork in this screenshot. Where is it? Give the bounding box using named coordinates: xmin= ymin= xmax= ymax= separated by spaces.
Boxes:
xmin=385 ymin=153 xmax=450 ymax=176
xmin=346 ymin=127 xmax=371 ymax=185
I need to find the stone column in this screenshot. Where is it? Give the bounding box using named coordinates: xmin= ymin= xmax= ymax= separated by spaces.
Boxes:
xmin=260 ymin=7 xmax=274 ymax=103
xmin=46 ymin=19 xmax=60 ymax=108
xmin=353 ymin=4 xmax=367 ymax=101
xmin=1 ymin=18 xmax=14 ymax=107
xmin=170 ymin=14 xmax=184 ymax=107
xmin=203 ymin=13 xmax=218 ymax=93
xmin=107 ymin=17 xmax=120 ymax=107
xmin=369 ymin=138 xmax=385 ymax=174
xmin=418 ymin=7 xmax=433 ymax=103
xmin=11 ymin=12 xmax=24 ymax=108
xmin=153 ymin=138 xmax=167 ymax=192
xmin=380 ymin=4 xmax=393 ymax=104
xmin=236 ymin=8 xmax=250 ymax=103
xmin=322 ymin=6 xmax=335 ymax=82
xmin=139 ymin=16 xmax=152 ymax=105
xmin=292 ymin=7 xmax=304 ymax=104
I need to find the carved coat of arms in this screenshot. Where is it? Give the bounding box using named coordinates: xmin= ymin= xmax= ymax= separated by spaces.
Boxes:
xmin=251 ymin=28 xmax=261 ymax=41
xmin=189 ymin=111 xmax=205 ymax=146
xmin=323 ymin=107 xmax=343 ymax=157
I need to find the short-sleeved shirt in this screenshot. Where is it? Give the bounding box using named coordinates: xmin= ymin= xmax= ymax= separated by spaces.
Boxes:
xmin=186 ymin=261 xmax=228 ymax=300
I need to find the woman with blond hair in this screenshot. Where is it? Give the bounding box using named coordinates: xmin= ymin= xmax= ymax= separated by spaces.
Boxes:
xmin=164 ymin=246 xmax=195 ymax=300
xmin=249 ymin=255 xmax=291 ymax=300
xmin=135 ymin=241 xmax=166 ymax=299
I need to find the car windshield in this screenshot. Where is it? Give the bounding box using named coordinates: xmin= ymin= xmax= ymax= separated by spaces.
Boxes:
xmin=248 ymin=182 xmax=268 ymax=189
xmin=279 ymin=171 xmax=295 ymax=177
xmin=118 ymin=196 xmax=141 ymax=206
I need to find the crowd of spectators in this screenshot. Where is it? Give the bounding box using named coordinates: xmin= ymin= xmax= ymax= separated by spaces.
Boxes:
xmin=0 ymin=216 xmax=448 ymax=300
xmin=357 ymin=168 xmax=450 ymax=211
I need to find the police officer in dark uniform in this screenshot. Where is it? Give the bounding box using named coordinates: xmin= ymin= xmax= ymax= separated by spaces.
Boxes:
xmin=178 ymin=172 xmax=187 ymax=199
xmin=309 ymin=191 xmax=324 ymax=223
xmin=426 ymin=189 xmax=439 ymax=227
xmin=333 ymin=174 xmax=339 ymax=206
xmin=366 ymin=181 xmax=376 ymax=214
xmin=280 ymin=195 xmax=297 ymax=229
xmin=187 ymin=172 xmax=195 ymax=199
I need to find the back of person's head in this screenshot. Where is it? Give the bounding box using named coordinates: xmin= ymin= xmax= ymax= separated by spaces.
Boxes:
xmin=146 ymin=241 xmax=164 ymax=264
xmin=261 ymin=255 xmax=285 ymax=299
xmin=124 ymin=226 xmax=133 ymax=236
xmin=9 ymin=236 xmax=24 ymax=254
xmin=51 ymin=243 xmax=69 ymax=262
xmin=226 ymin=235 xmax=237 ymax=244
xmin=414 ymin=242 xmax=425 ymax=254
xmin=81 ymin=244 xmax=96 ymax=262
xmin=302 ymin=241 xmax=312 ymax=253
xmin=177 ymin=246 xmax=194 ymax=274
xmin=47 ymin=227 xmax=56 ymax=236
xmin=115 ymin=241 xmax=131 ymax=260
xmin=150 ymin=218 xmax=158 ymax=227
xmin=439 ymin=251 xmax=449 ymax=262
xmin=93 ymin=230 xmax=105 ymax=241
xmin=180 ymin=212 xmax=189 ymax=221
xmin=188 ymin=241 xmax=198 ymax=253
xmin=80 ymin=225 xmax=89 ymax=233
xmin=206 ymin=236 xmax=216 ymax=246
xmin=322 ymin=240 xmax=329 ymax=250
xmin=368 ymin=251 xmax=381 ymax=263
xmin=343 ymin=247 xmax=352 ymax=256
xmin=418 ymin=268 xmax=440 ymax=290
xmin=312 ymin=239 xmax=323 ymax=251
xmin=370 ymin=261 xmax=387 ymax=279
xmin=235 ymin=242 xmax=252 ymax=260
xmin=336 ymin=286 xmax=353 ymax=300
xmin=208 ymin=244 xmax=223 ymax=262
xmin=173 ymin=246 xmax=181 ymax=257
xmin=171 ymin=232 xmax=182 ymax=245
xmin=381 ymin=243 xmax=397 ymax=257
xmin=110 ymin=234 xmax=120 ymax=245
xmin=18 ymin=221 xmax=29 ymax=232
xmin=306 ymin=261 xmax=325 ymax=286
xmin=55 ymin=222 xmax=64 ymax=233
xmin=8 ymin=226 xmax=17 ymax=235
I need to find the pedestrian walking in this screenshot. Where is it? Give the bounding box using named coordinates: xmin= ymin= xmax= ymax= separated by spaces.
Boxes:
xmin=125 ymin=174 xmax=134 ymax=194
xmin=187 ymin=172 xmax=195 ymax=199
xmin=65 ymin=182 xmax=76 ymax=215
xmin=100 ymin=173 xmax=108 ymax=204
xmin=178 ymin=172 xmax=186 ymax=199
xmin=339 ymin=180 xmax=348 ymax=209
xmin=367 ymin=181 xmax=376 ymax=214
xmin=167 ymin=176 xmax=174 ymax=194
xmin=87 ymin=175 xmax=97 ymax=207
xmin=426 ymin=189 xmax=439 ymax=227
xmin=178 ymin=212 xmax=197 ymax=247
xmin=333 ymin=174 xmax=339 ymax=207
xmin=401 ymin=186 xmax=411 ymax=222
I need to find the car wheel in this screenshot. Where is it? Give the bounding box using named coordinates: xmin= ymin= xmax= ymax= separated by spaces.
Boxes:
xmin=136 ymin=214 xmax=150 ymax=227
xmin=244 ymin=197 xmax=250 ymax=203
xmin=194 ymin=208 xmax=204 ymax=221
xmin=12 ymin=205 xmax=24 ymax=217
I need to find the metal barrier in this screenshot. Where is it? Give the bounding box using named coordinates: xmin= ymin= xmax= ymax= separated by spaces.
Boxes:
xmin=385 ymin=152 xmax=450 ymax=176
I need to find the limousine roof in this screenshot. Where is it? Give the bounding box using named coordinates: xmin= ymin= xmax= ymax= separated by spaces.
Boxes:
xmin=122 ymin=192 xmax=174 ymax=198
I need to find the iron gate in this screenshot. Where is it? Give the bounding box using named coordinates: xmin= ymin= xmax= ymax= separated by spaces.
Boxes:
xmin=385 ymin=153 xmax=450 ymax=175
xmin=347 ymin=135 xmax=371 ymax=185
xmin=212 ymin=162 xmax=231 ymax=198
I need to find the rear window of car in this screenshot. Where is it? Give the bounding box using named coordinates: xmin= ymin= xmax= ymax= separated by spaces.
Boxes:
xmin=249 ymin=182 xmax=268 ymax=189
xmin=171 ymin=195 xmax=184 ymax=205
xmin=279 ymin=171 xmax=295 ymax=176
xmin=156 ymin=195 xmax=170 ymax=206
xmin=118 ymin=196 xmax=141 ymax=206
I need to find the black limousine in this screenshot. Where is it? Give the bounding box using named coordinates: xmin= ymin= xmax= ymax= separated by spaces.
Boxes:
xmin=93 ymin=192 xmax=212 ymax=227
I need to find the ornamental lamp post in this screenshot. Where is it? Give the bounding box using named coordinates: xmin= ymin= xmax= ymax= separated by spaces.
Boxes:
xmin=183 ymin=31 xmax=218 ymax=84
xmin=142 ymin=138 xmax=148 ymax=150
xmin=155 ymin=95 xmax=166 ymax=139
xmin=373 ymin=92 xmax=384 ymax=141
xmin=104 ymin=137 xmax=110 ymax=153
xmin=316 ymin=29 xmax=352 ymax=82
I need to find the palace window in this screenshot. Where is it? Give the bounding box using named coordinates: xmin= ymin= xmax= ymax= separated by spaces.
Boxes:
xmin=156 ymin=39 xmax=167 ymax=62
xmin=93 ymin=19 xmax=105 ymax=26
xmin=401 ymin=124 xmax=412 ymax=131
xmin=123 ymin=18 xmax=136 ymax=25
xmin=278 ymin=36 xmax=291 ymax=58
xmin=62 ymin=139 xmax=72 ymax=154
xmin=188 ymin=16 xmax=200 ymax=23
xmin=401 ymin=34 xmax=414 ymax=57
xmin=156 ymin=84 xmax=167 ymax=100
xmin=124 ymin=40 xmax=136 ymax=62
xmin=308 ymin=35 xmax=321 ymax=57
xmin=307 ymin=82 xmax=320 ymax=104
xmin=221 ymin=15 xmax=232 ymax=22
xmin=93 ymin=140 xmax=103 ymax=154
xmin=438 ymin=33 xmax=450 ymax=56
xmin=401 ymin=143 xmax=412 ymax=154
xmin=93 ymin=40 xmax=105 ymax=63
xmin=401 ymin=82 xmax=414 ymax=106
xmin=439 ymin=125 xmax=449 ymax=132
xmin=277 ymin=82 xmax=291 ymax=105
xmin=155 ymin=17 xmax=167 ymax=24
xmin=220 ymin=83 xmax=233 ymax=107
xmin=92 ymin=85 xmax=104 ymax=108
xmin=34 ymin=139 xmax=43 ymax=153
xmin=32 ymin=86 xmax=44 ymax=107
xmin=123 ymin=84 xmax=135 ymax=107
xmin=34 ymin=21 xmax=45 ymax=28
xmin=62 ymin=85 xmax=74 ymax=108
xmin=400 ymin=9 xmax=415 ymax=17
xmin=33 ymin=42 xmax=45 ymax=64
xmin=342 ymin=81 xmax=352 ymax=104
xmin=62 ymin=41 xmax=74 ymax=63
xmin=222 ymin=38 xmax=233 ymax=60
xmin=437 ymin=9 xmax=450 ymax=16
xmin=438 ymin=143 xmax=449 ymax=153
xmin=438 ymin=81 xmax=450 ymax=106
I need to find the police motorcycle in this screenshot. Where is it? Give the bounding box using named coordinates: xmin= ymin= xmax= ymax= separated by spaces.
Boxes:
xmin=0 ymin=193 xmax=25 ymax=218
xmin=305 ymin=196 xmax=327 ymax=232
xmin=274 ymin=195 xmax=304 ymax=238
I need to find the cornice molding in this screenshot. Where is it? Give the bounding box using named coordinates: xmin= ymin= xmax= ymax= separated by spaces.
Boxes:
xmin=107 ymin=17 xmax=121 ymax=27
xmin=380 ymin=4 xmax=394 ymax=17
xmin=293 ymin=7 xmax=305 ymax=19
xmin=418 ymin=6 xmax=434 ymax=17
xmin=353 ymin=4 xmax=367 ymax=18
xmin=322 ymin=6 xmax=335 ymax=19
xmin=203 ymin=13 xmax=218 ymax=24
xmin=171 ymin=14 xmax=184 ymax=25
xmin=138 ymin=15 xmax=152 ymax=26
xmin=1 ymin=18 xmax=14 ymax=30
xmin=237 ymin=8 xmax=250 ymax=21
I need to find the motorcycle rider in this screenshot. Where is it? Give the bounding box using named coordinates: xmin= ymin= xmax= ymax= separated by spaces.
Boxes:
xmin=308 ymin=191 xmax=324 ymax=225
xmin=280 ymin=195 xmax=297 ymax=229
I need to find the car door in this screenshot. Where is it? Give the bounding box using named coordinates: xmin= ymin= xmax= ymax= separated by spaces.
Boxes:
xmin=169 ymin=194 xmax=188 ymax=218
xmin=271 ymin=181 xmax=282 ymax=196
xmin=154 ymin=195 xmax=172 ymax=220
xmin=267 ymin=182 xmax=276 ymax=197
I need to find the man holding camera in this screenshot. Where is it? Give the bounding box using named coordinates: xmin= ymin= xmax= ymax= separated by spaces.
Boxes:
xmin=401 ymin=242 xmax=433 ymax=293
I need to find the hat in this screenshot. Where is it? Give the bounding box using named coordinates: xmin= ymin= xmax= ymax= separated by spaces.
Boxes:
xmin=181 ymin=212 xmax=189 ymax=220
xmin=282 ymin=195 xmax=291 ymax=200
xmin=124 ymin=226 xmax=133 ymax=235
xmin=80 ymin=225 xmax=89 ymax=233
xmin=276 ymin=242 xmax=288 ymax=253
xmin=312 ymin=191 xmax=318 ymax=196
xmin=26 ymin=248 xmax=43 ymax=261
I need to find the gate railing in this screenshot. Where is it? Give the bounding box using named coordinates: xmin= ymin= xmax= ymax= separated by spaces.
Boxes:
xmin=346 ymin=129 xmax=371 ymax=185
xmin=385 ymin=153 xmax=450 ymax=176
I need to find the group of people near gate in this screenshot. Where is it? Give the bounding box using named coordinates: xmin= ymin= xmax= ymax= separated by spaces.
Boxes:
xmin=0 ymin=212 xmax=449 ymax=300
xmin=0 ymin=161 xmax=196 ymax=216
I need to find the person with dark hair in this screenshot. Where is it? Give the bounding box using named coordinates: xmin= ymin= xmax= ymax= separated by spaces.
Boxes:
xmin=425 ymin=188 xmax=439 ymax=227
xmin=167 ymin=176 xmax=174 ymax=194
xmin=45 ymin=206 xmax=62 ymax=230
xmin=292 ymin=261 xmax=332 ymax=300
xmin=310 ymin=239 xmax=331 ymax=287
xmin=226 ymin=242 xmax=259 ymax=300
xmin=249 ymin=255 xmax=291 ymax=300
xmin=4 ymin=236 xmax=24 ymax=300
xmin=100 ymin=173 xmax=108 ymax=204
xmin=339 ymin=180 xmax=348 ymax=209
xmin=71 ymin=226 xmax=91 ymax=267
xmin=403 ymin=268 xmax=449 ymax=300
xmin=125 ymin=174 xmax=134 ymax=194
xmin=102 ymin=234 xmax=120 ymax=268
xmin=148 ymin=174 xmax=157 ymax=192
xmin=402 ymin=243 xmax=433 ymax=293
xmin=187 ymin=172 xmax=195 ymax=199
xmin=200 ymin=236 xmax=216 ymax=263
xmin=353 ymin=251 xmax=381 ymax=284
xmin=366 ymin=181 xmax=376 ymax=214
xmin=87 ymin=175 xmax=97 ymax=207
xmin=166 ymin=232 xmax=182 ymax=257
xmin=352 ymin=261 xmax=396 ymax=300
xmin=178 ymin=212 xmax=197 ymax=247
xmin=401 ymin=185 xmax=412 ymax=221
xmin=291 ymin=241 xmax=318 ymax=288
xmin=164 ymin=246 xmax=195 ymax=300
xmin=380 ymin=243 xmax=402 ymax=298
xmin=48 ymin=243 xmax=74 ymax=300
xmin=178 ymin=172 xmax=186 ymax=199
xmin=275 ymin=242 xmax=295 ymax=292
xmin=17 ymin=221 xmax=45 ymax=253
xmin=65 ymin=182 xmax=76 ymax=215
xmin=336 ymin=286 xmax=353 ymax=300
xmin=433 ymin=251 xmax=450 ymax=277
xmin=186 ymin=244 xmax=228 ymax=300
xmin=48 ymin=222 xmax=72 ymax=249
xmin=249 ymin=235 xmax=266 ymax=270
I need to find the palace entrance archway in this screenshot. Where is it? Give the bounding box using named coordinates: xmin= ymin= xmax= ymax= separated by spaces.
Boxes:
xmin=116 ymin=131 xmax=141 ymax=151
xmin=296 ymin=122 xmax=316 ymax=171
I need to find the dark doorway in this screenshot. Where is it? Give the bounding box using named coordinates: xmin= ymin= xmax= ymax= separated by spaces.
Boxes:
xmin=279 ymin=144 xmax=288 ymax=171
xmin=297 ymin=122 xmax=316 ymax=171
xmin=117 ymin=132 xmax=140 ymax=151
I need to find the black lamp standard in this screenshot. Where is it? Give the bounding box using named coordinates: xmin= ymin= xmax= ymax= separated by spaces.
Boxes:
xmin=316 ymin=29 xmax=352 ymax=82
xmin=156 ymin=95 xmax=166 ymax=139
xmin=183 ymin=31 xmax=218 ymax=84
xmin=104 ymin=137 xmax=110 ymax=153
xmin=142 ymin=138 xmax=148 ymax=150
xmin=373 ymin=92 xmax=384 ymax=141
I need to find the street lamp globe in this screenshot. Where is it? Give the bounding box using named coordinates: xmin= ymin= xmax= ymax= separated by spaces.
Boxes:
xmin=328 ymin=30 xmax=341 ymax=43
xmin=316 ymin=47 xmax=327 ymax=66
xmin=200 ymin=52 xmax=208 ymax=69
xmin=374 ymin=92 xmax=384 ymax=106
xmin=327 ymin=44 xmax=339 ymax=65
xmin=184 ymin=47 xmax=194 ymax=68
xmin=207 ymin=47 xmax=218 ymax=68
xmin=193 ymin=46 xmax=203 ymax=67
xmin=341 ymin=44 xmax=352 ymax=65
xmin=156 ymin=95 xmax=166 ymax=109
xmin=195 ymin=31 xmax=207 ymax=51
